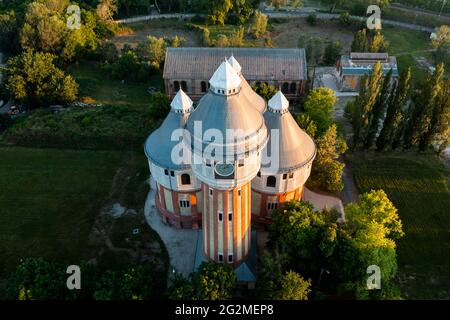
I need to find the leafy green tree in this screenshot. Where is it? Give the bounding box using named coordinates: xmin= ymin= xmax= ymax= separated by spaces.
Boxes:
xmin=96 ymin=0 xmax=118 ymax=23
xmin=149 ymin=92 xmax=171 ymax=121
xmin=249 ymin=10 xmax=268 ymax=38
xmin=431 ymin=25 xmax=450 ymax=65
xmin=351 ymin=29 xmax=369 ymax=52
xmin=306 ymin=13 xmax=317 ymax=26
xmin=6 ymin=258 xmax=68 ymax=300
xmin=137 ymin=36 xmax=167 ymax=69
xmin=376 ymin=68 xmax=411 ymax=150
xmin=353 ymin=61 xmax=383 ymax=147
xmin=215 ymin=34 xmax=229 ymax=47
xmin=311 ymin=124 xmax=347 ymax=192
xmin=403 ymin=63 xmax=445 ymax=150
xmin=269 ymin=201 xmax=340 ymax=276
xmin=252 ymin=82 xmax=277 ymax=101
xmin=274 ymin=271 xmax=311 ymax=300
xmin=168 ymin=273 xmax=195 ymax=300
xmin=229 ymin=26 xmax=244 ymax=46
xmin=342 ymin=190 xmax=404 ymax=293
xmin=304 ymin=87 xmax=336 ymax=135
xmin=339 ymin=11 xmax=351 ymax=26
xmin=170 ymin=35 xmax=186 ymax=48
xmin=364 ymin=69 xmax=392 ymax=149
xmin=0 ymin=11 xmax=21 ymax=54
xmin=192 ymin=261 xmax=237 ymax=300
xmin=4 ymin=50 xmax=78 ymax=107
xmin=296 ymin=114 xmax=318 ymax=139
xmin=369 ymin=32 xmax=389 ymax=53
xmin=232 ymin=0 xmax=254 ymax=25
xmin=108 ymin=49 xmax=146 ymax=81
xmin=202 ymin=27 xmax=211 ymax=46
xmin=323 ymin=41 xmax=342 ymax=65
xmin=208 ymin=0 xmax=233 ymax=26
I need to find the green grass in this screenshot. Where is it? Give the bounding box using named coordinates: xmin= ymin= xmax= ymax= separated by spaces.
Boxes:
xmin=347 ymin=152 xmax=450 ymax=299
xmin=68 ymin=61 xmax=164 ymax=107
xmin=0 ymin=147 xmax=125 ymax=275
xmin=382 ymin=27 xmax=434 ymax=82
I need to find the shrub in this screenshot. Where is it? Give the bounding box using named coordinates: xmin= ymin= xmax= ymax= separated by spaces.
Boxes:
xmin=2 ymin=105 xmax=157 ymax=150
xmin=306 ymin=13 xmax=317 ymax=26
xmin=339 ymin=12 xmax=351 ymax=26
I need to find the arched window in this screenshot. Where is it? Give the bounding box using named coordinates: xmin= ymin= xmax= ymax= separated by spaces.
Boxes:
xmin=201 ymin=81 xmax=207 ymax=93
xmin=290 ymin=82 xmax=297 ymax=94
xmin=174 ymin=81 xmax=180 ymax=91
xmin=281 ymin=82 xmax=289 ymax=93
xmin=181 ymin=81 xmax=187 ymax=92
xmin=181 ymin=174 xmax=191 ymax=185
xmin=266 ymin=176 xmax=276 ymax=188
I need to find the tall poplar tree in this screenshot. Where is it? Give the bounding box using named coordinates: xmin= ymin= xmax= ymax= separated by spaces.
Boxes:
xmin=403 ymin=63 xmax=445 ymax=150
xmin=376 ymin=68 xmax=412 ymax=150
xmin=353 ymin=61 xmax=384 ymax=147
xmin=364 ymin=69 xmax=392 ymax=149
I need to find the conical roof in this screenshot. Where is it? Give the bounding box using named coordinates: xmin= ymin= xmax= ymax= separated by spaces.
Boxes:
xmin=262 ymin=91 xmax=316 ymax=173
xmin=144 ymin=93 xmax=193 ymax=169
xmin=209 ymin=60 xmax=242 ymax=93
xmin=171 ymin=89 xmax=193 ymax=113
xmin=268 ymin=91 xmax=289 ymax=113
xmin=227 ymin=55 xmax=242 ymax=74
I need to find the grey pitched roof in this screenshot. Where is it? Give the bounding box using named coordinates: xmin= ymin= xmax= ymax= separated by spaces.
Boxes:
xmin=164 ymin=47 xmax=307 ymax=81
xmin=262 ymin=109 xmax=316 ymax=173
xmin=144 ymin=110 xmax=191 ymax=170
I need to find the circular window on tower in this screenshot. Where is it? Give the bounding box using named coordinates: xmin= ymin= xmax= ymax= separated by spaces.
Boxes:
xmin=214 ymin=162 xmax=235 ymax=179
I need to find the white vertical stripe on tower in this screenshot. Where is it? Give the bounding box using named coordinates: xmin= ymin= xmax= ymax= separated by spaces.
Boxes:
xmin=209 ymin=189 xmax=214 ymax=259
xmin=237 ymin=189 xmax=242 ymax=261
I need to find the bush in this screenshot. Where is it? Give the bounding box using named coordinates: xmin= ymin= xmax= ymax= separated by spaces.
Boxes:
xmin=0 ymin=114 xmax=13 ymax=133
xmin=306 ymin=13 xmax=317 ymax=26
xmin=2 ymin=105 xmax=157 ymax=150
xmin=339 ymin=12 xmax=351 ymax=26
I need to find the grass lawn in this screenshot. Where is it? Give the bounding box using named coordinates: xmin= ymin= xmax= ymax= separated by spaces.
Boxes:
xmin=382 ymin=27 xmax=433 ymax=83
xmin=0 ymin=147 xmax=166 ymax=298
xmin=347 ymin=152 xmax=450 ymax=299
xmin=68 ymin=61 xmax=164 ymax=107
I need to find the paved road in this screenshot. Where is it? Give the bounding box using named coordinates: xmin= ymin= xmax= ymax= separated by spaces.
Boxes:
xmin=115 ymin=10 xmax=435 ymax=33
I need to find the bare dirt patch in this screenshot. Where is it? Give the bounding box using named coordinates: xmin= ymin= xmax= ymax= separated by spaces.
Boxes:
xmin=271 ymin=18 xmax=355 ymax=50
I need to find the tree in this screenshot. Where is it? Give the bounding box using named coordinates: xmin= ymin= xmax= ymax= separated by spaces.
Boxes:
xmin=0 ymin=11 xmax=20 ymax=54
xmin=296 ymin=114 xmax=318 ymax=139
xmin=6 ymin=258 xmax=68 ymax=300
xmin=249 ymin=10 xmax=268 ymax=38
xmin=269 ymin=201 xmax=339 ymax=274
xmin=252 ymin=82 xmax=277 ymax=101
xmin=323 ymin=41 xmax=342 ymax=65
xmin=149 ymin=92 xmax=171 ymax=121
xmin=274 ymin=271 xmax=311 ymax=300
xmin=369 ymin=32 xmax=389 ymax=53
xmin=215 ymin=34 xmax=229 ymax=47
xmin=96 ymin=0 xmax=118 ymax=23
xmin=192 ymin=261 xmax=237 ymax=300
xmin=339 ymin=11 xmax=351 ymax=26
xmin=168 ymin=273 xmax=195 ymax=300
xmin=306 ymin=13 xmax=317 ymax=26
xmin=311 ymin=124 xmax=347 ymax=192
xmin=232 ymin=0 xmax=254 ymax=25
xmin=304 ymin=87 xmax=336 ymax=135
xmin=4 ymin=50 xmax=78 ymax=108
xmin=364 ymin=69 xmax=392 ymax=149
xmin=353 ymin=61 xmax=383 ymax=147
xmin=351 ymin=29 xmax=369 ymax=52
xmin=421 ymin=75 xmax=450 ymax=152
xmin=208 ymin=0 xmax=233 ymax=26
xmin=343 ymin=190 xmax=404 ymax=292
xmin=431 ymin=25 xmax=450 ymax=64
xmin=19 ymin=1 xmax=100 ymax=61
xmin=376 ymin=68 xmax=412 ymax=150
xmin=403 ymin=63 xmax=445 ymax=150
xmin=137 ymin=36 xmax=167 ymax=69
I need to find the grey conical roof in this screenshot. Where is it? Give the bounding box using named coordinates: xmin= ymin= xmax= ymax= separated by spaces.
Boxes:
xmin=144 ymin=92 xmax=192 ymax=169
xmin=262 ymin=92 xmax=316 ymax=173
